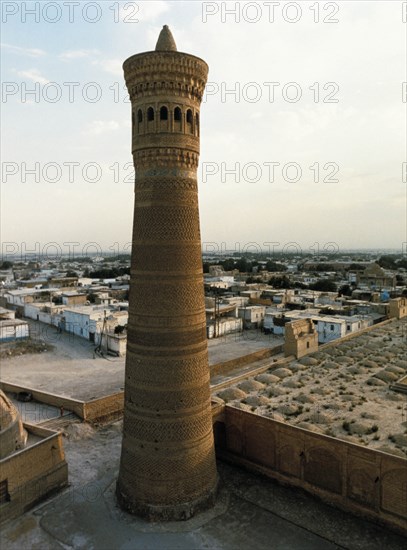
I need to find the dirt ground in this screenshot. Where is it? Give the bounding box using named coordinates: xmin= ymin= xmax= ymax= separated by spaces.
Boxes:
xmin=0 ymin=319 xmax=281 ymax=400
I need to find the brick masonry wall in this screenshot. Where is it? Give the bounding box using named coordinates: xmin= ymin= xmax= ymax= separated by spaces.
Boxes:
xmin=0 ymin=382 xmax=85 ymax=419
xmin=211 ymin=346 xmax=283 ymax=378
xmin=0 ymin=416 xmax=22 ymax=460
xmin=214 ymin=406 xmax=407 ymax=535
xmin=0 ymin=427 xmax=68 ymax=524
xmin=83 ymin=393 xmax=124 ymax=422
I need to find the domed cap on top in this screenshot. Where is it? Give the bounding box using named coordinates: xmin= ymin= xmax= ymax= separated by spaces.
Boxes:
xmin=155 ymin=25 xmax=177 ymax=51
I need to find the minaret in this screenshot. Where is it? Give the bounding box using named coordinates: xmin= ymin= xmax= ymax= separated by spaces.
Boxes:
xmin=117 ymin=26 xmax=218 ymax=520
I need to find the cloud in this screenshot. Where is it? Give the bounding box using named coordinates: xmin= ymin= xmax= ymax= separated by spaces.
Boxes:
xmin=15 ymin=69 xmax=49 ymax=85
xmin=1 ymin=43 xmax=46 ymax=58
xmin=59 ymin=49 xmax=100 ymax=61
xmin=92 ymin=58 xmax=123 ymax=77
xmin=82 ymin=120 xmax=121 ymax=136
xmin=59 ymin=48 xmax=122 ymax=76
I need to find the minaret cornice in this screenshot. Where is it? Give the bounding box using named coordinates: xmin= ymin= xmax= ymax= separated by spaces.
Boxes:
xmin=123 ymin=51 xmax=208 ymax=102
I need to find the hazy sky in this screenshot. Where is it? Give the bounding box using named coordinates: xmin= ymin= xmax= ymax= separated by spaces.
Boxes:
xmin=1 ymin=1 xmax=406 ymax=258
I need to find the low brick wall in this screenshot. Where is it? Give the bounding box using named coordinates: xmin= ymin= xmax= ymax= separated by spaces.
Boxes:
xmin=0 ymin=423 xmax=68 ymax=524
xmin=215 ymin=406 xmax=407 ymax=535
xmin=83 ymin=392 xmax=124 ymax=423
xmin=0 ymin=382 xmax=85 ymax=419
xmin=0 ymin=416 xmax=23 ymax=460
xmin=211 ymin=345 xmax=283 ymax=378
xmin=0 ymin=383 xmax=125 ymax=424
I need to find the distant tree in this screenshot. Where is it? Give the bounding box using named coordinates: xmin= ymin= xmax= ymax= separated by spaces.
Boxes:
xmin=314 ymin=263 xmax=335 ymax=272
xmin=293 ymin=281 xmax=308 ymax=289
xmin=348 ymin=263 xmax=366 ymax=271
xmin=89 ymin=267 xmax=130 ymax=279
xmin=338 ymin=284 xmax=352 ymax=297
xmin=203 ymin=262 xmax=210 ymax=273
xmin=87 ymin=293 xmax=97 ymax=304
xmin=266 ymin=261 xmax=287 ymax=272
xmin=74 ymin=256 xmax=92 ymax=263
xmin=396 ymin=274 xmax=404 ymax=284
xmin=377 ymin=255 xmax=397 ymax=270
xmin=220 ymin=258 xmax=236 ymax=271
xmin=104 ymin=254 xmax=131 ymax=262
xmin=236 ymin=258 xmax=249 ymax=272
xmin=65 ymin=270 xmax=78 ymax=278
xmin=310 ymin=279 xmax=337 ymax=292
xmin=0 ymin=261 xmax=13 ymax=269
xmin=268 ymin=276 xmax=291 ymax=289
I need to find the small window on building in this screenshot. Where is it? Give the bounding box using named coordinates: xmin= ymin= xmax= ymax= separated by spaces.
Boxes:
xmin=0 ymin=479 xmax=10 ymax=504
xmin=306 ymin=342 xmax=310 ymax=349
xmin=160 ymin=106 xmax=168 ymax=120
xmin=137 ymin=109 xmax=143 ymax=123
xmin=347 ymin=324 xmax=350 ymax=331
xmin=174 ymin=107 xmax=182 ymax=122
xmin=330 ymin=324 xmax=334 ymax=331
xmin=147 ymin=107 xmax=154 ymax=121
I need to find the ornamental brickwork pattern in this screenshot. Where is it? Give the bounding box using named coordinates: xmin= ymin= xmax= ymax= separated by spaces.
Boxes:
xmin=117 ymin=26 xmax=218 ymax=521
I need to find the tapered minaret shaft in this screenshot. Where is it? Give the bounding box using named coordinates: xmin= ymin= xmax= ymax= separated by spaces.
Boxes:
xmin=117 ymin=26 xmax=218 ymax=521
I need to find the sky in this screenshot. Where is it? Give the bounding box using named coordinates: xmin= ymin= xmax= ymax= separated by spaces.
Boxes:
xmin=1 ymin=0 xmax=406 ymax=259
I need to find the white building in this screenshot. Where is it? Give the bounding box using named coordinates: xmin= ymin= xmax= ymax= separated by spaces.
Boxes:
xmin=0 ymin=307 xmax=15 ymax=320
xmin=337 ymin=315 xmax=371 ymax=334
xmin=207 ymin=317 xmax=242 ymax=339
xmin=223 ymin=296 xmax=249 ymax=307
xmin=263 ymin=310 xmax=347 ymax=344
xmin=263 ymin=311 xmax=288 ymax=335
xmin=0 ymin=319 xmax=29 ymax=341
xmin=0 ymin=269 xmax=14 ymax=284
xmin=4 ymin=288 xmax=58 ymax=308
xmin=237 ymin=305 xmax=266 ymax=328
xmin=24 ymin=302 xmax=66 ymax=327
xmin=100 ymin=331 xmax=127 ymax=356
xmin=63 ymin=306 xmax=128 ymax=342
xmin=311 ymin=316 xmax=347 ymax=343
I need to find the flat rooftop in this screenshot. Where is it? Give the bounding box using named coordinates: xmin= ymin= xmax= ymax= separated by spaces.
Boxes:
xmin=1 ymin=420 xmax=405 ymax=550
xmin=214 ymin=318 xmax=407 ymax=458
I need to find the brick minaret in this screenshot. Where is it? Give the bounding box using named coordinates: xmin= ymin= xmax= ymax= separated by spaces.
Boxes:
xmin=117 ymin=26 xmax=218 ymax=520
